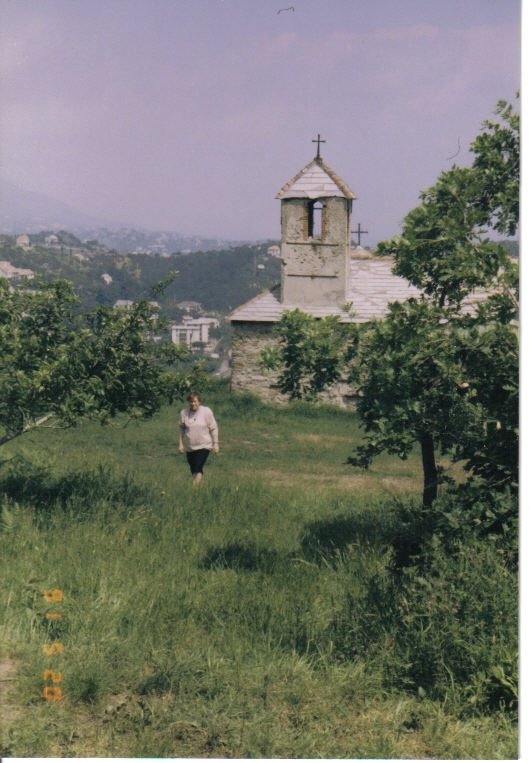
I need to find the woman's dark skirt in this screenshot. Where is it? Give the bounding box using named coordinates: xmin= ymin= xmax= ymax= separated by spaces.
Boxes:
xmin=186 ymin=448 xmax=211 ymax=475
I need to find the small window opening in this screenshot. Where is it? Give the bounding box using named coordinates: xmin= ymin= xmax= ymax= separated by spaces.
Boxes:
xmin=308 ymin=201 xmax=323 ymax=238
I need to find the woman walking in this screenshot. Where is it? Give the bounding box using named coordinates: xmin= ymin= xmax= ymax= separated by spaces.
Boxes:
xmin=179 ymin=393 xmax=219 ymax=484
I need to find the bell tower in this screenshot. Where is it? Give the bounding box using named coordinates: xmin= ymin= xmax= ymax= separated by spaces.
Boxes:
xmin=276 ymin=136 xmax=356 ymax=306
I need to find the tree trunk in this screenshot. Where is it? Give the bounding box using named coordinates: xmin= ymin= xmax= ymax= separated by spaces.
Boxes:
xmin=420 ymin=433 xmax=438 ymax=507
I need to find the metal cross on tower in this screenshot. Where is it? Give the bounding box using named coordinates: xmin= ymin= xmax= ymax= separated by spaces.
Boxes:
xmin=312 ymin=133 xmax=326 ymax=159
xmin=352 ymin=222 xmax=368 ymax=246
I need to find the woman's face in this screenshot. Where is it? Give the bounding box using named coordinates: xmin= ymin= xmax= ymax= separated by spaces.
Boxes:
xmin=189 ymin=396 xmax=200 ymax=411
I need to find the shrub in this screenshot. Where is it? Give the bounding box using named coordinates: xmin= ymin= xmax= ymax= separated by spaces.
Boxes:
xmin=0 ymin=456 xmax=151 ymax=516
xmin=430 ymin=483 xmax=518 ymax=567
xmin=392 ymin=536 xmax=517 ymax=714
xmin=312 ymin=500 xmax=517 ymax=715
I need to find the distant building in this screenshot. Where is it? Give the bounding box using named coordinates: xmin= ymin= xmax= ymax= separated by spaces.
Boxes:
xmin=177 ymin=300 xmax=202 ymax=314
xmin=101 ymin=273 xmax=113 ymax=285
xmin=16 ymin=234 xmax=31 ymax=250
xmin=171 ymin=316 xmax=219 ymax=349
xmin=0 ymin=260 xmax=34 ymax=279
xmin=44 ymin=234 xmax=60 ymax=247
xmin=267 ymin=244 xmax=280 ymax=257
xmin=114 ymin=299 xmax=160 ymax=313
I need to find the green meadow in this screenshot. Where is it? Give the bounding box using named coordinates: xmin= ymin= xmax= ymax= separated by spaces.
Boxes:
xmin=0 ymin=387 xmax=517 ymax=758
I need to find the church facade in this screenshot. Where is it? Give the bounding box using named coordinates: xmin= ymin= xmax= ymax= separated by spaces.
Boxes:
xmin=229 ymin=145 xmax=422 ymax=405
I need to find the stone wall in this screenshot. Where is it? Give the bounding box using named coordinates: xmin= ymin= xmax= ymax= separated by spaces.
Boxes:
xmin=231 ymin=322 xmax=287 ymax=405
xmin=231 ymin=321 xmax=356 ymax=408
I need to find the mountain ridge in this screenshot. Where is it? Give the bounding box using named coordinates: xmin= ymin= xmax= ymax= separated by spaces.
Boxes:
xmin=0 ymin=178 xmax=245 ymax=253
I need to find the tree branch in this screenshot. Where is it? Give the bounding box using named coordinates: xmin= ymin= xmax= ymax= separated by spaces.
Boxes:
xmin=0 ymin=413 xmax=56 ymax=447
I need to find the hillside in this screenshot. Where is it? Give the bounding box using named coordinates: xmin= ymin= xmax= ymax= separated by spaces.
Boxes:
xmin=70 ymin=227 xmax=242 ymax=255
xmin=0 ymin=235 xmax=281 ymax=317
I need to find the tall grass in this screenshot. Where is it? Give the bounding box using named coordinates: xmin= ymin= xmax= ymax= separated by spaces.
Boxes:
xmin=0 ymin=390 xmax=517 ymax=758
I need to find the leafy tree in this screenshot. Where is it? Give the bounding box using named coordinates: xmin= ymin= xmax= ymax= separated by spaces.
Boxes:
xmin=377 ymin=166 xmax=508 ymax=307
xmin=262 ymin=98 xmax=518 ymax=508
xmin=379 ymin=97 xmax=519 ymax=307
xmin=260 ymin=309 xmax=358 ymax=401
xmin=470 ymin=98 xmax=519 ymax=236
xmin=0 ymin=278 xmax=204 ymax=448
xmin=348 ymin=293 xmax=517 ymax=506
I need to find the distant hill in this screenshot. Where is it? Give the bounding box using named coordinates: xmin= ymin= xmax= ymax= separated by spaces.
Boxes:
xmin=0 ymin=178 xmax=114 ymax=233
xmin=0 ymin=178 xmax=242 ymax=253
xmin=0 ymin=234 xmax=281 ymax=317
xmin=73 ymin=226 xmax=241 ymax=255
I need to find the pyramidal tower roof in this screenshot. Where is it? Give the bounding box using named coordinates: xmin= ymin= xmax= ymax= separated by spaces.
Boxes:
xmin=276 ymin=155 xmax=356 ymax=200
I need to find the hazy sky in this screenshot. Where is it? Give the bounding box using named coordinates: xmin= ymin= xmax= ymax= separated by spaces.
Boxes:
xmin=0 ymin=0 xmax=521 ymax=243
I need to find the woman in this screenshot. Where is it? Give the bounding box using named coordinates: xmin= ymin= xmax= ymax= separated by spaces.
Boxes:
xmin=178 ymin=393 xmax=219 ymax=484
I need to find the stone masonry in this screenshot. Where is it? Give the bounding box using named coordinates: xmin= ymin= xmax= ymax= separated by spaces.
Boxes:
xmin=231 ymin=320 xmax=356 ymax=407
xmin=230 ymin=322 xmax=285 ymax=404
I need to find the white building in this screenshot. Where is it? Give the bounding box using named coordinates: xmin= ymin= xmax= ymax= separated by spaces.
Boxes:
xmin=171 ymin=316 xmax=219 ymax=349
xmin=267 ymin=244 xmax=281 ymax=257
xmin=0 ymin=261 xmax=34 ymax=279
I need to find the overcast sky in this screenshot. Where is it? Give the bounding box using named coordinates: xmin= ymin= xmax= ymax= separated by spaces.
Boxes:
xmin=0 ymin=0 xmax=521 ymax=244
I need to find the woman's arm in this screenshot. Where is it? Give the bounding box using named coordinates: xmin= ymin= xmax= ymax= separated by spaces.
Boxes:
xmin=208 ymin=410 xmax=219 ymax=452
xmin=178 ymin=414 xmax=186 ymax=453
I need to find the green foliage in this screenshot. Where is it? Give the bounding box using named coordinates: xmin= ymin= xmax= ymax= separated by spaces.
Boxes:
xmin=368 ymin=96 xmax=519 ymax=498
xmin=301 ymin=506 xmax=517 ymax=716
xmin=262 ymin=309 xmax=358 ymax=400
xmin=430 ymin=485 xmax=517 ymax=564
xmin=394 ymin=536 xmax=517 ymax=713
xmin=0 ymin=240 xmax=281 ymax=316
xmin=349 ymin=300 xmax=475 ymax=464
xmin=0 ymin=458 xmax=151 ymax=516
xmin=378 ymin=167 xmax=509 ymax=307
xmin=449 ymin=305 xmax=518 ymax=489
xmin=0 ymin=277 xmax=203 ymax=446
xmin=350 ymin=292 xmax=518 ymax=494
xmin=265 ymin=288 xmax=518 ymax=506
xmin=378 ymin=97 xmax=518 ymax=307
xmin=470 ymin=98 xmax=520 ymax=236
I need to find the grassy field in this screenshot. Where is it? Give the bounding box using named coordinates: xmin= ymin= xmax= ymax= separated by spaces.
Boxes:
xmin=0 ymin=388 xmax=517 ymax=758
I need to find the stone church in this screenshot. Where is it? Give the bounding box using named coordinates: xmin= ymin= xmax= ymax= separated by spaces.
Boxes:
xmin=228 ymin=142 xmax=425 ymax=405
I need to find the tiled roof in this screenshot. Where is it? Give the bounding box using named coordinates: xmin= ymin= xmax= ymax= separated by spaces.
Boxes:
xmin=276 ymin=157 xmax=356 ymax=200
xmin=229 ymin=254 xmax=488 ymax=323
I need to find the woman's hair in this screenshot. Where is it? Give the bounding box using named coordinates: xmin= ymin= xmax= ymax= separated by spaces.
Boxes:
xmin=187 ymin=392 xmax=201 ymax=403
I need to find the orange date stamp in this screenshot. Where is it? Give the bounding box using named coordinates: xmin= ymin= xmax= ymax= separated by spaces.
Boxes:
xmin=42 ymin=588 xmax=64 ymax=701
